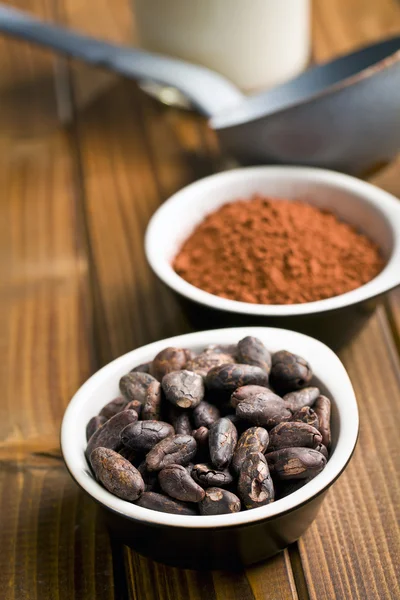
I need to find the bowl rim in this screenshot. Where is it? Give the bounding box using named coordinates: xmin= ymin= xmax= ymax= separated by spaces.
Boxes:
xmin=145 ymin=166 xmax=400 ymax=316
xmin=61 ymin=326 xmax=359 ymax=529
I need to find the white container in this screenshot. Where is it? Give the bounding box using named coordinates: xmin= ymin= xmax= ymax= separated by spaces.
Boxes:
xmin=145 ymin=166 xmax=400 ymax=318
xmin=61 ymin=326 xmax=358 ymax=567
xmin=133 ymin=0 xmax=311 ymax=92
xmin=62 ymin=326 xmax=358 ymax=529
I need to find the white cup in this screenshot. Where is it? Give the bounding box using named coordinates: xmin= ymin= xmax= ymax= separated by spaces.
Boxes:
xmin=133 ymin=0 xmax=311 ymax=93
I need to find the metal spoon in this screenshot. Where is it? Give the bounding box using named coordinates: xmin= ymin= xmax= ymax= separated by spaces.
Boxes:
xmin=1 ymin=4 xmax=399 ymax=174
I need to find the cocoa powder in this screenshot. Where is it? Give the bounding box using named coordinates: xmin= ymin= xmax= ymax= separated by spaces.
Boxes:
xmin=173 ymin=196 xmax=384 ymax=304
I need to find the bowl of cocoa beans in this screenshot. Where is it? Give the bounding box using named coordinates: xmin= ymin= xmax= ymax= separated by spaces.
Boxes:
xmin=145 ymin=166 xmax=400 ymax=349
xmin=61 ymin=327 xmax=358 ymax=569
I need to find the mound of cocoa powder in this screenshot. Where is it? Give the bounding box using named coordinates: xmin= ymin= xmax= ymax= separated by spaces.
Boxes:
xmin=173 ymin=196 xmax=384 ymax=305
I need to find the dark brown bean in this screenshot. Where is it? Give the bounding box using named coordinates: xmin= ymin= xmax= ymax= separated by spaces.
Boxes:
xmin=206 ymin=364 xmax=269 ymax=392
xmin=130 ymin=362 xmax=152 ymax=374
xmin=235 ymin=389 xmax=291 ymax=429
xmin=313 ymin=395 xmax=332 ymax=449
xmin=124 ymin=400 xmax=142 ymax=418
xmin=99 ymin=396 xmax=128 ymax=420
xmin=136 ymin=492 xmax=197 ymax=515
xmin=266 ymin=447 xmax=327 ymax=480
xmin=118 ymin=445 xmax=140 ymax=465
xmin=159 ymin=465 xmax=205 ymax=502
xmin=87 ymin=339 xmax=332 ymax=516
xmin=192 ymin=463 xmax=234 ymax=488
xmin=291 ymin=406 xmax=319 ymax=429
xmin=86 ymin=410 xmax=138 ymax=461
xmin=142 ymin=380 xmax=162 ymax=420
xmin=268 ymin=422 xmax=322 ymax=452
xmin=119 ymin=372 xmax=157 ymax=403
xmin=238 ymin=452 xmax=274 ymax=509
xmin=86 ymin=415 xmax=107 ymax=441
xmin=151 ymin=347 xmax=188 ymax=381
xmin=199 ymin=488 xmax=241 ymax=515
xmin=237 ymin=336 xmax=271 ymax=373
xmin=121 ymin=420 xmax=174 ymax=452
xmin=231 ymin=385 xmax=272 ymax=409
xmin=231 ymin=427 xmax=269 ymax=474
xmin=192 ymin=426 xmax=209 ymax=447
xmin=146 ymin=435 xmax=197 ymax=471
xmin=137 ymin=460 xmax=159 ymax=491
xmin=90 ymin=447 xmax=145 ymax=501
xmin=315 ymin=444 xmax=329 ymax=459
xmin=270 ymin=350 xmax=312 ymax=394
xmin=169 ymin=406 xmax=193 ymax=435
xmin=192 ymin=427 xmax=210 ymax=463
xmin=162 ymin=370 xmax=204 ymax=409
xmin=193 ymin=401 xmax=220 ymax=428
xmin=283 ymin=387 xmax=320 ymax=413
xmin=186 ymin=350 xmax=234 ymax=378
xmin=224 ymin=413 xmax=243 ymax=426
xmin=209 ymin=418 xmax=238 ymax=469
xmin=218 ymin=400 xmax=237 ymax=416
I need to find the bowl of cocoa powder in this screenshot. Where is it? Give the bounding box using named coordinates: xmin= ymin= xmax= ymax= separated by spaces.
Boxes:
xmin=145 ymin=167 xmax=400 ymax=348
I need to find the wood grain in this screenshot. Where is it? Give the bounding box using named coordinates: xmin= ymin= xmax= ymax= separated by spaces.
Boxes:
xmin=298 ymin=3 xmax=400 ymax=599
xmin=0 ymin=0 xmax=93 ymax=448
xmin=312 ymin=0 xmax=400 ymax=61
xmin=62 ymin=0 xmax=201 ymax=365
xmin=0 ymin=1 xmax=115 ymax=598
xmin=300 ymin=310 xmax=400 ymax=600
xmin=0 ymin=0 xmax=399 ymax=598
xmin=124 ymin=548 xmax=300 ymax=600
xmin=0 ymin=463 xmax=115 ymax=600
xmin=369 ymin=159 xmax=400 ymax=349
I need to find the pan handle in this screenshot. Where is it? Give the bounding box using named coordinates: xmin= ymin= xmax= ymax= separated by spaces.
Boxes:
xmin=0 ymin=4 xmax=243 ymax=117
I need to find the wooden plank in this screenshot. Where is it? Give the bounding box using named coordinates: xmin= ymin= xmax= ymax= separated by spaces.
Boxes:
xmin=61 ymin=0 xmax=192 ymax=365
xmin=368 ymin=159 xmax=400 ymax=347
xmin=244 ymin=550 xmax=300 ymax=600
xmin=0 ymin=0 xmax=59 ymax=138
xmin=136 ymin=94 xmax=222 ymax=199
xmin=0 ymin=0 xmax=91 ymax=451
xmin=124 ymin=548 xmax=299 ymax=600
xmin=0 ymin=0 xmax=115 ymax=598
xmin=58 ymin=0 xmax=134 ymax=114
xmin=125 ymin=551 xmax=217 ymax=600
xmin=0 ymin=462 xmax=114 ymax=600
xmin=312 ymin=0 xmax=400 ymax=62
xmin=298 ymin=4 xmax=400 ymax=598
xmin=76 ymin=80 xmax=191 ymax=363
xmin=0 ymin=128 xmax=89 ymax=451
xmin=300 ymin=310 xmax=400 ymax=600
xmin=370 ymin=157 xmax=400 ymax=199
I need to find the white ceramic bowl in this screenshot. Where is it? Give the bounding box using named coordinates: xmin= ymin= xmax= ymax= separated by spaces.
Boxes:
xmin=61 ymin=326 xmax=359 ymax=568
xmin=145 ymin=166 xmax=400 ymax=348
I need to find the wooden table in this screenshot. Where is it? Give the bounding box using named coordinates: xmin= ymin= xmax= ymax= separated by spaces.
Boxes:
xmin=1 ymin=0 xmax=400 ymax=598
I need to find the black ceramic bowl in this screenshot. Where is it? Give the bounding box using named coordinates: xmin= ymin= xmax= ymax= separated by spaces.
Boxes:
xmin=61 ymin=327 xmax=359 ymax=569
xmin=145 ymin=166 xmax=400 ymax=349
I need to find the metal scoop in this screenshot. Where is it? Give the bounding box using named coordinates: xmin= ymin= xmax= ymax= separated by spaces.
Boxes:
xmin=1 ymin=4 xmax=399 ymax=174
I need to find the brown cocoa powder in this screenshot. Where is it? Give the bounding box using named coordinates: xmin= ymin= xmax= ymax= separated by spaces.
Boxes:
xmin=173 ymin=196 xmax=384 ymax=305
